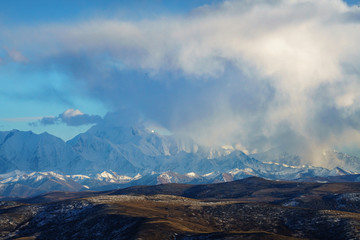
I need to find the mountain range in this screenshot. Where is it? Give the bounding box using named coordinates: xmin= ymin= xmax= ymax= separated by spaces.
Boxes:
xmin=0 ymin=122 xmax=360 ymax=198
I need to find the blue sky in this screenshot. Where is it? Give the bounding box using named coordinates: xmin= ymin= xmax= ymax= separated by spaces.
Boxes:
xmin=0 ymin=0 xmax=222 ymax=24
xmin=1 ymin=0 xmax=360 ymax=162
xmin=0 ymin=0 xmax=221 ymax=140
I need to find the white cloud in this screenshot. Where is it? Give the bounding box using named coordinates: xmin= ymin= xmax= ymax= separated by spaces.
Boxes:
xmin=62 ymin=109 xmax=84 ymax=118
xmin=4 ymin=0 xmax=360 ymax=165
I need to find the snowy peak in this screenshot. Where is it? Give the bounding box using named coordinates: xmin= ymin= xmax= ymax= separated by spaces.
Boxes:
xmin=0 ymin=130 xmax=84 ymax=174
xmin=95 ymin=170 xmax=138 ymax=184
xmin=0 ymin=126 xmax=360 ymax=199
xmin=0 ymin=171 xmax=85 ymax=198
xmin=67 ymin=124 xmax=211 ymax=175
xmin=157 ymin=171 xmax=204 ymax=184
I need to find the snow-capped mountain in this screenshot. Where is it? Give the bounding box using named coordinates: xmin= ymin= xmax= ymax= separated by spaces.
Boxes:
xmin=1 ymin=164 xmax=357 ymax=198
xmin=322 ymin=151 xmax=360 ymax=173
xmin=251 ymin=149 xmax=302 ymax=166
xmin=0 ymin=171 xmax=85 ymax=198
xmin=0 ymin=124 xmax=359 ymax=198
xmin=251 ymin=148 xmax=360 ymax=174
xmin=67 ymin=123 xmax=225 ymax=175
xmin=0 ymin=130 xmax=87 ymax=174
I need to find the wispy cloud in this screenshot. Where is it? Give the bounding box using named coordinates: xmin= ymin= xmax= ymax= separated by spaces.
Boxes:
xmin=30 ymin=109 xmax=102 ymax=126
xmin=0 ymin=117 xmax=43 ymax=122
xmin=3 ymin=47 xmax=28 ymax=63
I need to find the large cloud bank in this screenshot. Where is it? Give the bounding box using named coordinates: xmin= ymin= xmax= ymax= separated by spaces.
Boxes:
xmin=4 ymin=0 xmax=360 ymax=165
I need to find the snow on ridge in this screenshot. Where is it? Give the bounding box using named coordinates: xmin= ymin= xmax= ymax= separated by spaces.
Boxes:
xmin=185 ymin=172 xmax=198 ymax=178
xmin=0 ymin=170 xmax=25 ymax=179
xmin=0 ymin=164 xmax=358 ymax=198
xmin=0 ymin=170 xmax=143 ymax=186
xmin=228 ymin=168 xmax=255 ymax=176
xmin=38 ymin=171 xmax=66 ymax=181
xmin=95 ymin=170 xmax=140 ymax=183
xmin=67 ymin=174 xmax=91 ymax=180
xmin=159 ymin=172 xmax=173 ymax=182
xmin=133 ymin=173 xmax=142 ymax=180
xmin=96 ymin=171 xmax=114 ymax=179
xmin=263 ymin=161 xmax=308 ymax=169
xmin=0 ymin=171 xmax=68 ymax=184
xmin=202 ymin=172 xmax=215 ymax=177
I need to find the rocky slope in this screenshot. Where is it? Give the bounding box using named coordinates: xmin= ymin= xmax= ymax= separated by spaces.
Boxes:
xmin=1 ymin=178 xmax=360 ymax=240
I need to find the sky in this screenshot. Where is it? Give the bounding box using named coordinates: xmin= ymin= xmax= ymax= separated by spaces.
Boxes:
xmin=1 ymin=0 xmax=360 ymax=165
